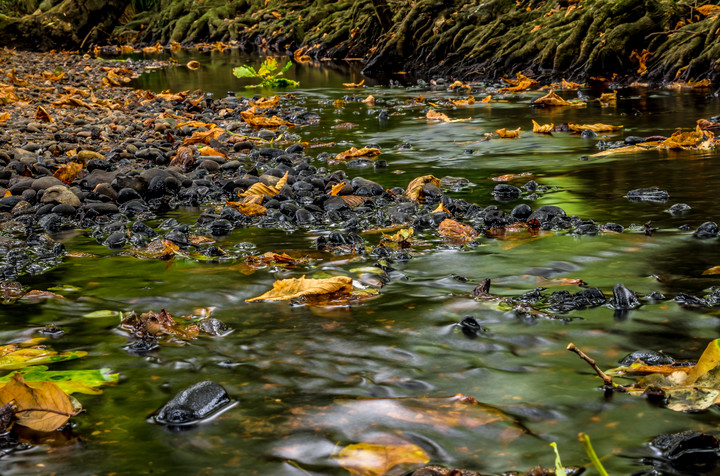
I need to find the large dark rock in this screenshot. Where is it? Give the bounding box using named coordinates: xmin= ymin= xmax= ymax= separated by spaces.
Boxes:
xmin=153 ymin=381 xmax=234 ymax=426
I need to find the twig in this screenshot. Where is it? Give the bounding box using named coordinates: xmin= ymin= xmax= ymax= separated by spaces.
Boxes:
xmin=566 ymin=343 xmax=616 ymax=387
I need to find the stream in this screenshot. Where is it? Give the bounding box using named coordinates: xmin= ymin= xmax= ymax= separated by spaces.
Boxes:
xmin=3 ymin=49 xmax=720 ymax=475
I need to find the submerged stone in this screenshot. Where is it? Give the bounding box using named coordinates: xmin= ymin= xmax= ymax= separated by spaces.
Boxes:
xmin=626 ymin=187 xmax=669 ymax=202
xmin=619 ymin=349 xmax=675 ymax=366
xmin=610 ymin=283 xmax=641 ymax=310
xmin=693 ymin=221 xmax=718 ymax=239
xmin=153 ymin=381 xmax=234 ymax=426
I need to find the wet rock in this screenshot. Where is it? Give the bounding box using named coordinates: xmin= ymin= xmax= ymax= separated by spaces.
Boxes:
xmin=601 ymin=223 xmax=624 ymax=233
xmin=571 ymin=221 xmax=598 ymax=236
xmin=103 ymin=231 xmax=127 ymax=249
xmin=667 ymin=203 xmax=691 ymax=216
xmin=619 ymin=349 xmax=675 ymax=366
xmin=624 ymin=135 xmax=646 ymax=145
xmin=510 ymin=204 xmax=532 ymax=220
xmin=693 ymin=221 xmax=718 ymax=239
xmin=549 ymin=287 xmax=606 ymax=312
xmin=646 ymin=431 xmax=719 ymax=474
xmin=674 ymin=292 xmax=708 ymax=307
xmin=153 ymin=381 xmax=234 ymax=426
xmin=458 ymin=316 xmax=487 ymax=338
xmin=492 ymin=184 xmax=522 ymax=201
xmin=440 ymin=176 xmax=471 ymax=192
xmin=41 ymin=185 xmax=81 ymax=208
xmin=197 ymin=318 xmax=231 ymax=336
xmin=626 ymin=187 xmax=669 ymax=202
xmin=580 ymin=129 xmax=597 ymax=138
xmin=610 ymin=283 xmax=640 ymax=310
xmin=527 ymin=205 xmax=565 ymax=223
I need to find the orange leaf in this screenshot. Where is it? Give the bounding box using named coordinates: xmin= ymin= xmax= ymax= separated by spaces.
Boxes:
xmin=533 ymin=89 xmax=585 ymax=107
xmin=702 ymin=266 xmax=720 ymax=276
xmin=490 ymin=172 xmax=532 ymax=182
xmin=426 ymin=109 xmax=470 ymax=122
xmin=405 ymin=175 xmax=440 ymax=201
xmin=35 ymin=105 xmax=53 ymax=123
xmin=198 ymin=146 xmax=227 ymax=158
xmin=186 ymin=61 xmax=201 ymax=70
xmin=568 ymin=123 xmax=623 ymax=132
xmin=336 ymin=440 xmax=430 ymax=476
xmin=531 ymin=120 xmax=553 ymax=133
xmin=183 ymin=128 xmax=226 ymax=145
xmin=53 ymin=162 xmax=83 ymax=184
xmin=250 ymin=95 xmax=280 ymax=109
xmin=329 ymin=181 xmax=346 ymax=196
xmin=450 ymin=95 xmax=475 ymax=106
xmin=448 ymin=80 xmax=471 ymax=91
xmin=362 ymin=95 xmax=375 ymax=105
xmin=0 ymin=112 xmax=9 ymax=123
xmin=438 ymin=218 xmax=478 ymax=244
xmin=240 ymin=110 xmax=292 ymax=128
xmin=246 ymin=275 xmax=353 ymax=302
xmin=343 ymin=79 xmax=365 ymax=88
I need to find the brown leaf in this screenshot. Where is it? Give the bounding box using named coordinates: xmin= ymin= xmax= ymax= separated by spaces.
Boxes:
xmin=533 ymin=89 xmax=585 ymax=107
xmin=0 ymin=112 xmax=9 ymax=123
xmin=245 ymin=252 xmax=307 ymax=267
xmin=238 ymin=171 xmax=288 ymax=199
xmin=0 ymin=373 xmax=76 ymax=432
xmin=340 ymin=195 xmax=367 ymax=208
xmin=495 ymin=127 xmax=521 ymax=138
xmin=450 ymin=95 xmax=475 ymax=106
xmin=697 ymin=4 xmax=720 ymax=16
xmin=438 ymin=218 xmax=478 ymax=244
xmin=381 ymin=228 xmax=414 ymax=243
xmin=183 ymin=128 xmax=226 ymax=146
xmin=240 ymin=110 xmax=292 ymax=128
xmin=334 ymin=147 xmax=381 ymax=162
xmin=598 ymin=91 xmax=617 ymax=106
xmin=336 ymin=439 xmax=430 ymax=476
xmin=225 ymin=201 xmax=267 ymax=216
xmin=186 ymin=61 xmax=201 ymax=70
xmin=198 ymin=146 xmax=227 ymax=159
xmin=133 ymin=239 xmax=179 ymax=260
xmin=250 ymin=95 xmax=280 ymax=109
xmin=491 ymin=172 xmax=532 ymax=182
xmin=53 ymin=162 xmax=83 ymax=184
xmin=448 ymin=80 xmax=471 ymax=91
xmin=170 ymin=146 xmax=195 ymax=171
xmin=405 ymin=175 xmax=440 ymax=201
xmin=246 ymin=275 xmax=353 ymax=302
xmin=362 ymin=95 xmax=375 ymax=105
xmin=120 ymin=309 xmax=199 ymax=340
xmin=35 ymin=106 xmax=53 ymax=123
xmin=630 ymin=49 xmax=653 ymax=74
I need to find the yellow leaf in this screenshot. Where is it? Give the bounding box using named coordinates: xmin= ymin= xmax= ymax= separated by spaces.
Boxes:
xmin=405 ymin=175 xmax=440 ymax=201
xmin=246 ymin=275 xmax=353 ymax=302
xmin=533 ymin=89 xmax=586 ymax=107
xmin=448 ymin=80 xmax=470 ymax=91
xmin=334 ymin=147 xmax=381 ymax=162
xmin=598 ymin=91 xmax=617 ymax=106
xmin=0 ymin=373 xmax=76 ymax=432
xmin=685 ymin=339 xmax=720 ymax=385
xmin=451 ymin=95 xmax=475 ymax=106
xmin=532 ymin=120 xmax=553 ymax=133
xmin=702 ymin=265 xmax=720 ymax=275
xmin=183 ymin=128 xmax=226 ymax=145
xmin=479 ymin=95 xmax=492 ymax=103
xmin=381 ymin=228 xmax=414 ymax=243
xmin=198 ymin=146 xmax=227 ymax=158
xmin=362 ymin=95 xmax=375 ymax=105
xmin=250 ymin=95 xmax=280 ymax=109
xmin=240 ymin=110 xmax=292 ymax=128
xmin=53 ymin=162 xmax=83 ymax=184
xmin=495 ymin=127 xmax=521 ymax=138
xmin=238 ymin=171 xmax=289 ymax=199
xmin=0 ymin=112 xmax=9 ymax=123
xmin=432 ymin=202 xmax=452 ymax=215
xmin=329 ymin=181 xmax=346 ymax=196
xmin=343 ymin=79 xmax=365 ymax=87
xmin=568 ymin=123 xmax=623 ymax=132
xmin=697 ymin=5 xmax=720 ymax=16
xmin=336 ymin=441 xmax=430 ymax=476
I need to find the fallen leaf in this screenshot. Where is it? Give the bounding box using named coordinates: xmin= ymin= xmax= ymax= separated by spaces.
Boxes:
xmin=343 ymin=79 xmax=365 ymax=87
xmin=329 ymin=181 xmax=346 ymax=196
xmin=245 ymin=252 xmax=307 ymax=268
xmin=198 ymin=146 xmax=227 ymax=158
xmin=598 ymin=91 xmax=617 ymax=106
xmin=1 ymin=366 xmax=118 ymax=395
xmin=246 ymin=275 xmax=353 ymax=302
xmin=53 ymin=162 xmax=83 ymax=184
xmin=0 ymin=373 xmax=77 ymax=432
xmin=702 ymin=266 xmax=720 ymax=275
xmin=35 ymin=105 xmax=53 ymax=123
xmin=0 ymin=341 xmax=87 ymax=371
xmin=479 ymin=95 xmax=492 ymax=103
xmin=406 ymin=175 xmax=441 ymax=201
xmin=240 ymin=110 xmax=292 ymax=128
xmin=132 ymin=239 xmax=180 ymax=260
xmin=170 ymin=146 xmax=195 ymax=170
xmin=381 ymin=228 xmax=414 ymax=243
xmin=451 ymin=95 xmax=475 ymax=106
xmin=0 ymin=112 xmax=9 ymax=123
xmin=186 ymin=61 xmax=201 ymax=70
xmin=533 ymin=90 xmax=585 ymax=107
xmin=225 ymin=201 xmax=268 ymax=216
xmin=448 ymin=80 xmax=471 ymax=91
xmin=335 ymin=440 xmax=430 ymax=476
xmin=532 ymin=120 xmax=553 ymax=133
xmin=120 ymin=309 xmax=199 ymax=340
xmin=334 ymin=147 xmax=381 ymax=162
xmin=438 ymin=219 xmax=478 ymax=243
xmin=238 ymin=171 xmax=288 ymax=199
xmin=491 ymin=172 xmax=532 ymax=182
xmin=426 ymin=109 xmax=470 ymax=122
xmin=250 ymin=95 xmax=280 ymax=109
xmin=697 ymin=4 xmax=720 ymax=16
xmin=630 ymin=49 xmax=653 ymax=74
xmin=568 ymin=123 xmax=623 ymax=133
xmin=183 ymin=128 xmax=226 ymax=145
xmin=499 ymin=73 xmax=538 ymax=93
xmin=495 ymin=127 xmax=521 ymax=138
xmin=362 ymin=95 xmax=375 ymax=105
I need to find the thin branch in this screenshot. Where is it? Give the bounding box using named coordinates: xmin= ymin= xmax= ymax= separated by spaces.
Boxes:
xmin=566 ymin=343 xmax=616 ymax=387
xmin=14 ymin=408 xmax=81 ymax=417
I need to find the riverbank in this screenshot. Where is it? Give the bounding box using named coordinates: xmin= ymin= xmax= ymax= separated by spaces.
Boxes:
xmin=1 ymin=0 xmax=720 ymax=86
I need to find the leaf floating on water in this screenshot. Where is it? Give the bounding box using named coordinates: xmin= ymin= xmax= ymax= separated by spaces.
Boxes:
xmin=406 ymin=175 xmax=440 ymax=201
xmin=343 ymin=79 xmax=365 ymax=88
xmin=1 ymin=366 xmax=118 ymax=395
xmin=245 ymin=252 xmax=307 ymax=268
xmin=334 ymin=147 xmax=381 ymax=162
xmin=568 ymin=123 xmax=623 ymax=132
xmin=246 ymin=275 xmax=353 ymax=302
xmin=186 ymin=60 xmax=201 ymax=70
xmin=438 ymin=218 xmax=478 ymax=244
xmin=703 ymin=266 xmax=720 ymax=275
xmin=533 ymin=89 xmax=585 ymax=107
xmin=120 ymin=309 xmax=199 ymax=340
xmin=362 ymin=95 xmax=375 ymax=105
xmin=0 ymin=373 xmax=77 ymax=432
xmin=491 ymin=172 xmax=532 ymax=182
xmin=381 ymin=228 xmax=414 ymax=243
xmin=450 ymin=95 xmax=475 ymax=106
xmin=498 ymin=73 xmax=538 ymax=93
xmin=532 ymin=120 xmax=553 ymax=133
xmin=335 ymin=440 xmax=430 ymax=476
xmin=598 ymin=91 xmax=617 ymax=106
xmin=132 ymin=239 xmax=180 ymax=260
xmin=0 ymin=340 xmax=87 ymax=370
xmin=426 ymin=109 xmax=470 ymax=122
xmin=495 ymin=127 xmax=521 ymax=138
xmin=448 ymin=80 xmax=471 ymax=91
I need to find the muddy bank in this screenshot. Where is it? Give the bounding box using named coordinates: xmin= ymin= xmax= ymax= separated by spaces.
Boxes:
xmin=3 ymin=0 xmax=720 ymax=85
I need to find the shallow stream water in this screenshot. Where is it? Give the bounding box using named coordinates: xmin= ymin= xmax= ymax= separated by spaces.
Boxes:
xmin=3 ymin=50 xmax=720 ymax=475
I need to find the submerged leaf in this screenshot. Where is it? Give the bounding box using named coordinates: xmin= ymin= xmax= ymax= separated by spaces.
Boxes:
xmin=1 ymin=366 xmax=118 ymax=395
xmin=246 ymin=275 xmax=353 ymax=302
xmin=406 ymin=175 xmax=441 ymax=201
xmin=0 ymin=341 xmax=86 ymax=370
xmin=336 ymin=440 xmax=430 ymax=476
xmin=438 ymin=219 xmax=478 ymax=243
xmin=334 ymin=147 xmax=381 ymax=162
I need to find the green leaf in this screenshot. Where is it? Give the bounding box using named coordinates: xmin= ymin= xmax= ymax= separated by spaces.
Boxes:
xmin=550 ymin=442 xmax=567 ymax=476
xmin=0 ymin=366 xmax=118 ymax=395
xmin=233 ymin=66 xmax=258 ymax=79
xmin=83 ymin=309 xmax=122 ymax=319
xmin=48 ymin=284 xmax=80 ymax=292
xmin=686 ymin=338 xmax=720 ymax=385
xmin=278 ymin=60 xmax=293 ymax=76
xmin=0 ymin=343 xmax=87 ymax=370
xmin=258 ymin=57 xmax=279 ymax=77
